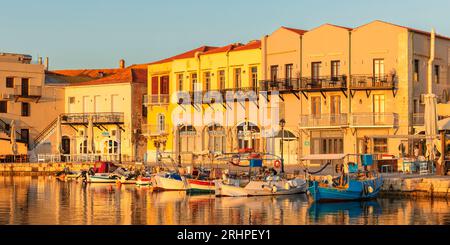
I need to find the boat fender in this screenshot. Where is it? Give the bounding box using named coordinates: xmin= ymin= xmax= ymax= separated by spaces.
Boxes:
xmin=272 ymin=185 xmax=277 ymax=193
xmin=284 ymin=183 xmax=290 ymax=190
xmin=368 ymin=186 xmax=374 ymax=193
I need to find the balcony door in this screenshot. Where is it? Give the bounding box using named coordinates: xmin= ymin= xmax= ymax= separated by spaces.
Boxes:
xmin=151 ymin=76 xmax=158 ymax=103
xmin=285 ymin=64 xmax=293 ymax=86
xmin=94 ymin=95 xmax=101 ymax=113
xmin=311 ymin=62 xmax=321 ymax=86
xmin=21 ymin=78 xmax=29 ymax=96
xmin=270 ymin=65 xmax=278 ymax=81
xmin=373 ymin=59 xmax=385 ymax=85
xmin=83 ymin=96 xmax=90 ymax=114
xmin=330 ymin=95 xmax=341 ymax=125
xmin=373 ymin=94 xmax=385 ymax=124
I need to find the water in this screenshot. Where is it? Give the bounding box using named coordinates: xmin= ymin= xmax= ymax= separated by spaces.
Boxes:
xmin=0 ymin=176 xmax=449 ymax=225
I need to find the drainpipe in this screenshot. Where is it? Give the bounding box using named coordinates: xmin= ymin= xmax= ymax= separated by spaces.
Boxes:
xmin=427 ymin=28 xmax=435 ymax=95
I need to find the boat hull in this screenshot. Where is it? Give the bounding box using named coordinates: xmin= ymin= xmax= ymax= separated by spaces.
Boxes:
xmin=86 ymin=174 xmax=118 ymax=183
xmin=154 ymin=175 xmax=188 ymax=191
xmin=136 ymin=177 xmax=153 ymax=186
xmin=216 ymin=178 xmax=307 ymax=197
xmin=308 ymin=176 xmax=383 ymax=202
xmin=187 ymin=179 xmax=215 ymax=193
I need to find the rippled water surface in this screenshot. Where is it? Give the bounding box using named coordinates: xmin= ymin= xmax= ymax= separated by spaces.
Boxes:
xmin=0 ymin=176 xmax=449 ymax=225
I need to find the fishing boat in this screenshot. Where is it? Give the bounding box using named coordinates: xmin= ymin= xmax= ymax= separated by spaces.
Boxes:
xmin=136 ymin=176 xmax=153 ymax=186
xmin=153 ymin=171 xmax=188 ymax=191
xmin=186 ymin=167 xmax=215 ymax=193
xmin=302 ymin=154 xmax=384 ymax=202
xmin=214 ymin=151 xmax=307 ymax=197
xmin=81 ymin=162 xmax=122 ymax=183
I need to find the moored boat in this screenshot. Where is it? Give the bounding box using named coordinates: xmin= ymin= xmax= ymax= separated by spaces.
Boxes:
xmin=187 ymin=179 xmax=215 ymax=193
xmin=136 ymin=176 xmax=153 ymax=186
xmin=153 ymin=172 xmax=188 ymax=191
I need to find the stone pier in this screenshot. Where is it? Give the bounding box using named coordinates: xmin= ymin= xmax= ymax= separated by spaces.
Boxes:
xmin=381 ymin=173 xmax=450 ymax=198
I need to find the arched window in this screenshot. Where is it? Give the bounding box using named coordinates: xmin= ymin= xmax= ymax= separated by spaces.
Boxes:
xmin=207 ymin=124 xmax=226 ymax=153
xmin=237 ymin=122 xmax=260 ymax=150
xmin=179 ymin=125 xmax=196 ymax=153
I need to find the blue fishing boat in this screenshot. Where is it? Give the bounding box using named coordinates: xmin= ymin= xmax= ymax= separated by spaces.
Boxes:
xmin=301 ymin=154 xmax=383 ymax=202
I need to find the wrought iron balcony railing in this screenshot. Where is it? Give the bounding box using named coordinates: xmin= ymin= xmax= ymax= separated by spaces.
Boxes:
xmin=350 ymin=112 xmax=399 ymax=127
xmin=176 ymin=87 xmax=258 ymax=105
xmin=147 ymin=94 xmax=170 ymax=105
xmin=13 ymin=85 xmax=42 ymax=102
xmin=349 ymin=74 xmax=396 ymax=90
xmin=299 ymin=113 xmax=348 ymax=129
xmin=259 ymin=76 xmax=347 ymax=92
xmin=60 ymin=112 xmax=124 ymax=124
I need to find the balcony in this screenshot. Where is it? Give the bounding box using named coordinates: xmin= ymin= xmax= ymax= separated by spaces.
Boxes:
xmin=349 ymin=74 xmax=397 ymax=97
xmin=142 ymin=124 xmax=170 ymax=137
xmin=350 ymin=113 xmax=399 ymax=128
xmin=13 ymin=85 xmax=42 ymax=102
xmin=299 ymin=113 xmax=348 ymax=129
xmin=147 ymin=94 xmax=170 ymax=106
xmin=176 ymin=87 xmax=258 ymax=105
xmin=259 ymin=76 xmax=348 ymax=99
xmin=412 ymin=113 xmax=424 ymax=126
xmin=61 ymin=112 xmax=124 ymax=125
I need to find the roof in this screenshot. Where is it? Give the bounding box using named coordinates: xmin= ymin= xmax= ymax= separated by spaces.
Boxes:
xmin=148 ymin=46 xmax=218 ymax=65
xmin=232 ymin=40 xmax=261 ymax=51
xmin=202 ymin=41 xmax=261 ymax=55
xmin=281 ymin=26 xmax=308 ymax=35
xmin=68 ymin=68 xmax=147 ymax=86
xmin=355 ymin=20 xmax=450 ymax=41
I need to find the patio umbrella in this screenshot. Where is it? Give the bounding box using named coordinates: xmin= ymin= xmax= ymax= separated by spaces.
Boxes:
xmin=10 ymin=120 xmax=18 ymax=155
xmin=55 ymin=115 xmax=62 ymax=154
xmin=87 ymin=115 xmax=94 ymax=154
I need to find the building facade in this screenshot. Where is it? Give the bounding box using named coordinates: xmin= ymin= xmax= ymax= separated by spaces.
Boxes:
xmin=0 ymin=53 xmax=64 ymax=159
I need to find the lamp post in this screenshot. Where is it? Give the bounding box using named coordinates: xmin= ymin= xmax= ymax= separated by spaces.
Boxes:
xmin=279 ymin=119 xmax=286 ymax=174
xmin=177 ymin=124 xmax=182 ymax=167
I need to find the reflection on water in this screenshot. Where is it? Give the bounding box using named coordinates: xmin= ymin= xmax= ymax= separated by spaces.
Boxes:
xmin=0 ymin=176 xmax=449 ymax=225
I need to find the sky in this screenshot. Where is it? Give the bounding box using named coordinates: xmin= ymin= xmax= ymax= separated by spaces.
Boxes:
xmin=1 ymin=0 xmax=449 ymax=70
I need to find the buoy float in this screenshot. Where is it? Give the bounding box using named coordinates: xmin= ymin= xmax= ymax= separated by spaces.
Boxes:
xmin=272 ymin=185 xmax=278 ymax=193
xmin=368 ymin=186 xmax=374 ymax=193
xmin=274 ymin=160 xmax=281 ymax=168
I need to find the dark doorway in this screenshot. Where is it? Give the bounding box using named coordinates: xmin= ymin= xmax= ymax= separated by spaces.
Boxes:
xmin=21 ymin=78 xmax=29 ymax=96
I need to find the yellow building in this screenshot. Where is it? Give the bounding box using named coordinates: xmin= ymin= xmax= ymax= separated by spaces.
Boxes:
xmin=146 ymin=41 xmax=262 ymax=163
xmin=261 ymin=20 xmax=450 ymax=166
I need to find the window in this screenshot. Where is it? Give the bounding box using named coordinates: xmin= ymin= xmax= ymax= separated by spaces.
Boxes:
xmin=0 ymin=101 xmax=6 ymax=113
xmin=373 ymin=59 xmax=385 ymax=81
xmin=331 ymin=61 xmax=340 ymax=80
xmin=157 ymin=114 xmax=165 ymax=133
xmin=251 ymin=67 xmax=258 ymax=88
xmin=20 ymin=129 xmax=29 ymax=146
xmin=312 ymin=62 xmax=321 ymax=82
xmin=177 ymin=73 xmax=184 ymax=91
xmin=79 ymin=140 xmax=87 ymax=154
xmin=311 ymin=96 xmax=321 ymax=117
xmin=270 ymin=65 xmax=278 ymax=81
xmin=68 ymin=97 xmax=75 ymax=104
xmin=191 ymin=73 xmax=197 ymax=91
xmin=234 ymin=68 xmax=241 ymax=88
xmin=21 ymin=102 xmax=30 ymax=117
xmin=435 ymin=65 xmax=440 ymax=84
xmin=204 ymin=72 xmax=211 ymax=91
xmin=373 ymin=138 xmax=388 ymax=153
xmin=414 ymin=59 xmax=419 ymax=82
xmin=285 ymin=64 xmax=293 ymax=80
xmin=106 ymin=140 xmax=119 ymax=154
xmin=218 ymin=70 xmax=225 ymax=90
xmin=373 ymin=94 xmax=385 ymax=124
xmin=142 ymin=95 xmax=147 ymax=117
xmin=6 ymin=77 xmax=14 ymax=88
xmin=310 ymin=131 xmax=344 ymax=154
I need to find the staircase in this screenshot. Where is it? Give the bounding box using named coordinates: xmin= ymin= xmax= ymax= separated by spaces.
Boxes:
xmin=0 ymin=118 xmax=22 ymax=140
xmin=32 ymin=118 xmax=57 ymax=149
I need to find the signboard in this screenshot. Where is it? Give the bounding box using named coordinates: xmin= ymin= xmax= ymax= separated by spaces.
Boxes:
xmin=102 ymin=131 xmax=110 ymax=137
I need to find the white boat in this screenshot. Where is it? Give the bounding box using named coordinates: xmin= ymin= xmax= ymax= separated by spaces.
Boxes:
xmin=86 ymin=173 xmax=118 ymax=183
xmin=215 ymin=177 xmax=307 ymax=197
xmin=153 ymin=172 xmax=188 ymax=191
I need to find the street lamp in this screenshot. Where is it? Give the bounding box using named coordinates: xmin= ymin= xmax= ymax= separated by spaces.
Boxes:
xmin=279 ymin=119 xmax=286 ymax=174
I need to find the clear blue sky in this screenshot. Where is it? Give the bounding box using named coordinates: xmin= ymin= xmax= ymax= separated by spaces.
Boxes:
xmin=1 ymin=0 xmax=449 ymax=70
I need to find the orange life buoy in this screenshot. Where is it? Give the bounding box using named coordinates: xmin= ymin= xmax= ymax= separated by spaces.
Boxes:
xmin=274 ymin=160 xmax=281 ymax=168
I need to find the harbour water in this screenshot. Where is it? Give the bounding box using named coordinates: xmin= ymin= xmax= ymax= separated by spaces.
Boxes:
xmin=0 ymin=176 xmax=449 ymax=225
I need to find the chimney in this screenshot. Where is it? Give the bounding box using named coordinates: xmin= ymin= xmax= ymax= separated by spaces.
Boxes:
xmin=38 ymin=57 xmax=43 ymax=65
xmin=44 ymin=57 xmax=49 ymax=71
xmin=119 ymin=59 xmax=125 ymax=69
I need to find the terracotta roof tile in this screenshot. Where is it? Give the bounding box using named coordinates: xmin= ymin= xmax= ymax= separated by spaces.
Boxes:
xmin=232 ymin=40 xmax=261 ymax=51
xmin=149 ymin=46 xmax=218 ymax=65
xmin=69 ymin=68 xmax=147 ymax=86
xmin=281 ymin=26 xmax=308 ymax=35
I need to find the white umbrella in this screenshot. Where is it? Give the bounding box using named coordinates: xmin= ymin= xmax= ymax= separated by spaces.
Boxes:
xmin=55 ymin=115 xmax=62 ymax=154
xmin=87 ymin=115 xmax=94 ymax=154
xmin=116 ymin=124 xmax=121 ymax=161
xmin=10 ymin=120 xmax=18 ymax=155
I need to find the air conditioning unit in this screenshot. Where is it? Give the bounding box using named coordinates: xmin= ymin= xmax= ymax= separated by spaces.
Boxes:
xmin=1 ymin=93 xmax=12 ymax=100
